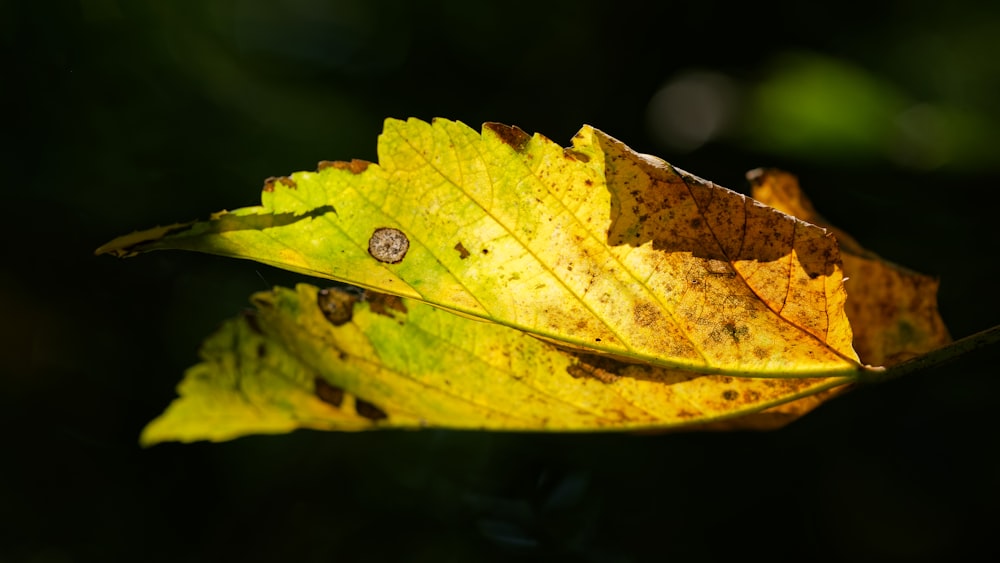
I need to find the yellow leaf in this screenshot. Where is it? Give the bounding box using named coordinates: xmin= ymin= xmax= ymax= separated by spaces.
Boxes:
xmin=748 ymin=168 xmax=951 ymax=366
xmin=141 ymin=284 xmax=852 ymax=444
xmin=99 ymin=118 xmax=864 ymax=377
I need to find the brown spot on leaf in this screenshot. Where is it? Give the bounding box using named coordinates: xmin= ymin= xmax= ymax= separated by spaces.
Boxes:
xmin=318 ymin=159 xmax=371 ymax=174
xmin=317 ymin=287 xmax=358 ymax=326
xmin=262 ymin=176 xmax=277 ymax=192
xmin=484 ymin=122 xmax=530 ymax=152
xmin=256 ymin=343 xmax=266 ymax=358
xmin=315 ymin=378 xmax=344 ymax=407
xmin=365 ymin=290 xmax=408 ymax=318
xmin=355 ymin=398 xmax=388 ymax=420
xmin=563 ymin=148 xmax=591 ymax=162
xmin=368 ymin=227 xmax=410 ymax=263
xmin=262 ymin=176 xmax=297 ymax=192
xmin=722 ymin=390 xmax=739 ymax=401
xmin=454 ymin=242 xmax=470 ymax=259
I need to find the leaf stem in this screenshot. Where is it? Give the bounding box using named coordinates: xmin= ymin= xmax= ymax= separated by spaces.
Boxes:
xmin=860 ymin=323 xmax=1000 ymax=384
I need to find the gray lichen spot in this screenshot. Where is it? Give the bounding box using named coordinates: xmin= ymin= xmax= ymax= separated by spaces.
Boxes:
xmin=368 ymin=227 xmax=410 ymax=264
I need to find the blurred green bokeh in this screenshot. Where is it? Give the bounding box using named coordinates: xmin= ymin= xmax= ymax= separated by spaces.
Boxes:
xmin=739 ymin=52 xmax=997 ymax=170
xmin=4 ymin=1 xmax=1000 ymax=561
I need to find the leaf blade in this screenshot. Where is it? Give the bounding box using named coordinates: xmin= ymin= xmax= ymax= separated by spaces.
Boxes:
xmin=100 ymin=118 xmax=862 ymax=376
xmin=141 ymin=284 xmax=853 ymax=444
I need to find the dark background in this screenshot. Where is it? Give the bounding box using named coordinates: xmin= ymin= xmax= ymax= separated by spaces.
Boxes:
xmin=4 ymin=1 xmax=1000 ymax=561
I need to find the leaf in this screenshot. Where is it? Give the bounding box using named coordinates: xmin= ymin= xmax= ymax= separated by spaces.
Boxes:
xmin=99 ymin=118 xmax=866 ymax=377
xmin=140 ymin=284 xmax=852 ymax=444
xmin=113 ymin=121 xmax=970 ymax=443
xmin=747 ymin=169 xmax=951 ymax=366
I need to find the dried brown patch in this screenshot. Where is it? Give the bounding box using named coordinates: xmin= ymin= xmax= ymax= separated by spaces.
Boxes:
xmin=484 ymin=122 xmax=530 ymax=152
xmin=318 ymin=159 xmax=371 ymax=174
xmin=262 ymin=175 xmax=297 ymax=192
xmin=355 ymin=398 xmax=388 ymax=420
xmin=317 ymin=287 xmax=358 ymax=326
xmin=365 ymin=290 xmax=408 ymax=318
xmin=315 ymin=378 xmax=345 ymax=407
xmin=454 ymin=241 xmax=470 ymax=259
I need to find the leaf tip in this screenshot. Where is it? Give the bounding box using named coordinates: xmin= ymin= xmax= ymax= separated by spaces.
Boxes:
xmin=94 ymin=221 xmax=196 ymax=258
